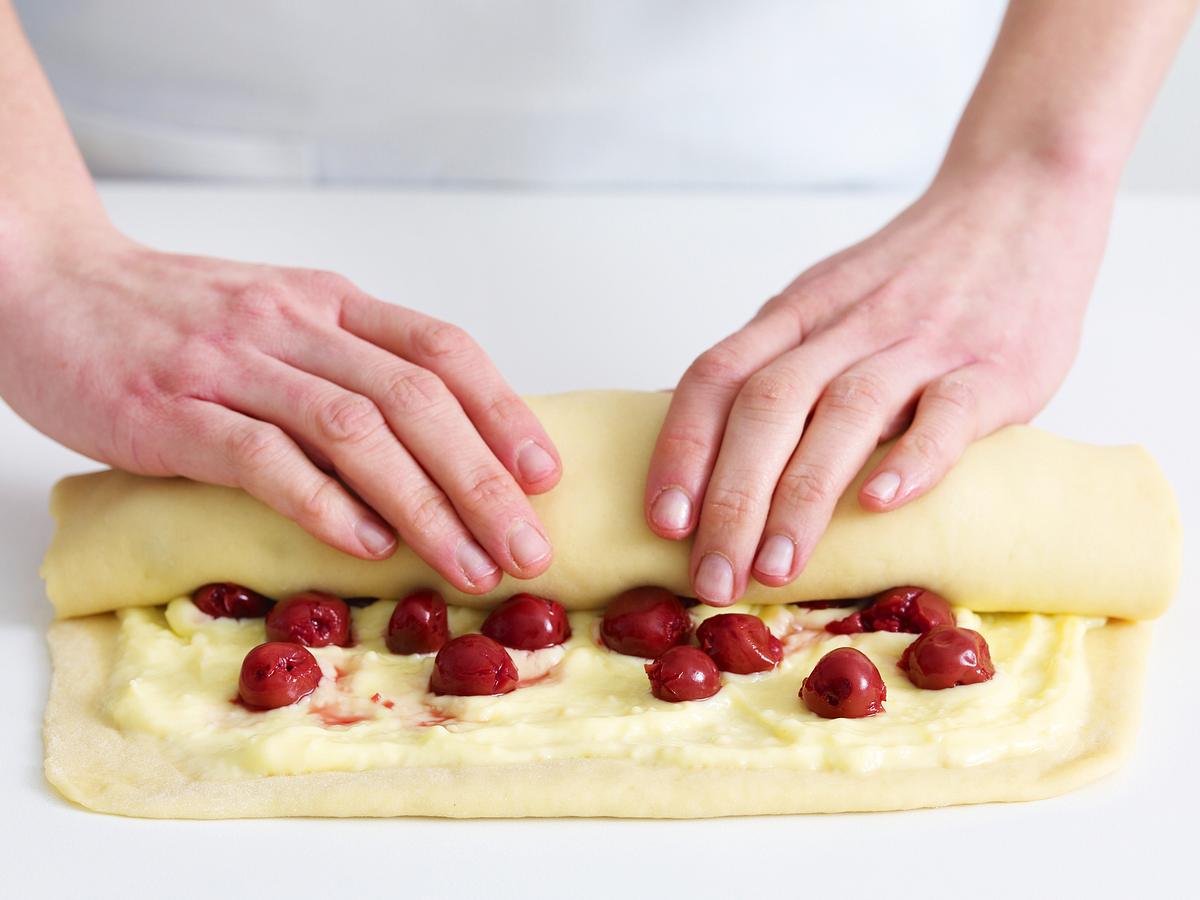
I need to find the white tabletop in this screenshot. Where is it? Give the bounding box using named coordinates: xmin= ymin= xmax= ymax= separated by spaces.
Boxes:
xmin=2 ymin=184 xmax=1195 ymax=899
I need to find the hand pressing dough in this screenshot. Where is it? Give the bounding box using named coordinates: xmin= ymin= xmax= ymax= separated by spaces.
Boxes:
xmin=42 ymin=390 xmax=1180 ymax=620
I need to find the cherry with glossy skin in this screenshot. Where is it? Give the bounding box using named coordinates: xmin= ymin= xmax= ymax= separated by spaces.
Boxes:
xmin=238 ymin=642 xmax=322 ymax=710
xmin=481 ymin=593 xmax=572 ymax=650
xmin=386 ymin=590 xmax=450 ymax=655
xmin=192 ymin=582 xmax=273 ymax=619
xmin=265 ymin=591 xmax=352 ymax=647
xmin=645 ymin=646 xmax=722 ymax=702
xmin=899 ymin=626 xmax=995 ymax=690
xmin=429 ymin=634 xmax=519 ymax=696
xmin=696 ymin=614 xmax=783 ymax=674
xmin=826 ymin=586 xmax=955 ymax=635
xmin=800 ymin=647 xmax=887 ymax=719
xmin=600 ymin=586 xmax=692 ymax=658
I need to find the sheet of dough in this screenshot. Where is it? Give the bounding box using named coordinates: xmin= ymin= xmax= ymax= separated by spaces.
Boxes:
xmin=43 ymin=613 xmax=1149 ymax=818
xmin=42 ymin=390 xmax=1180 ymax=620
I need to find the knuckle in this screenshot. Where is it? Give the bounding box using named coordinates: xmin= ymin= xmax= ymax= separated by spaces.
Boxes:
xmin=297 ymin=268 xmax=353 ymax=296
xmin=703 ymin=482 xmax=760 ymax=526
xmin=228 ymin=281 xmax=291 ymax=323
xmin=900 ymin=428 xmax=944 ymax=465
xmin=165 ymin=337 xmax=230 ymax=395
xmin=758 ymin=292 xmax=808 ymax=335
xmin=658 ymin=423 xmax=712 ymax=466
xmin=821 ymin=371 xmax=887 ymax=420
xmin=382 ymin=367 xmax=449 ymax=416
xmin=459 ymin=466 xmax=516 ymax=512
xmin=296 ymin=477 xmax=343 ymax=523
xmin=404 ymin=486 xmax=453 ymax=542
xmin=483 ymin=391 xmax=527 ymax=426
xmin=313 ymin=392 xmax=384 ymax=445
xmin=738 ymin=369 xmax=806 ymax=415
xmin=687 ymin=344 xmax=748 ymax=389
xmin=778 ymin=462 xmax=834 ymax=508
xmin=228 ymin=424 xmax=288 ymax=473
xmin=413 ymin=320 xmax=477 ymax=361
xmin=926 ymin=376 xmax=976 ymax=411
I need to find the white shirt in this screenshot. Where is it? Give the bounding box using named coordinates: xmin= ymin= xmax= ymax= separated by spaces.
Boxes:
xmin=16 ymin=0 xmax=1005 ymax=186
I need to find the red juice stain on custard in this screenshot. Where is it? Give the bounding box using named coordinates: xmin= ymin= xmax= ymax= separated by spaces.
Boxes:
xmin=312 ymin=706 xmax=371 ymax=727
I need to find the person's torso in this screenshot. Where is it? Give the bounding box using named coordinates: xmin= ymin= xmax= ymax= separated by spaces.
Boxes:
xmin=18 ymin=0 xmax=1005 ymax=186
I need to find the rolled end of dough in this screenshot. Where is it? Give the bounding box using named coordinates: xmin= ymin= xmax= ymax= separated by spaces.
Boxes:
xmin=41 ymin=390 xmax=1181 ymax=620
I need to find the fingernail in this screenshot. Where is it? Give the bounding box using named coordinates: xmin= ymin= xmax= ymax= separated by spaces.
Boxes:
xmin=507 ymin=519 xmax=552 ymax=569
xmin=754 ymin=534 xmax=795 ymax=578
xmin=517 ymin=441 xmax=557 ymax=483
xmin=355 ymin=518 xmax=397 ymax=557
xmin=863 ymin=471 xmax=901 ymax=503
xmin=650 ymin=487 xmax=693 ymax=532
xmin=695 ymin=553 xmax=734 ymax=605
xmin=456 ymin=538 xmax=499 ymax=583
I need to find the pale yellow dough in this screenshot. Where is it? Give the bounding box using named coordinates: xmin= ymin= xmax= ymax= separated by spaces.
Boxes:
xmin=44 ymin=608 xmax=1149 ymax=818
xmin=42 ymin=390 xmax=1180 ymax=620
xmin=39 ymin=389 xmax=1179 ymax=818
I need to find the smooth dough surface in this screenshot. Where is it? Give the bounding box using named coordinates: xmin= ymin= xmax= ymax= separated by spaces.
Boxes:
xmin=44 ymin=613 xmax=1150 ymax=818
xmin=42 ymin=391 xmax=1180 ymax=620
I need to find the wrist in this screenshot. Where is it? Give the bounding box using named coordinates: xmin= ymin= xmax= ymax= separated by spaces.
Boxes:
xmin=0 ymin=200 xmax=132 ymax=324
xmin=936 ymin=124 xmax=1126 ymax=199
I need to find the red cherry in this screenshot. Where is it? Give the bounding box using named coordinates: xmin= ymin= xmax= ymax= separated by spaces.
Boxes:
xmin=429 ymin=634 xmax=519 ymax=696
xmin=645 ymin=646 xmax=722 ymax=702
xmin=192 ymin=582 xmax=273 ymax=618
xmin=826 ymin=586 xmax=954 ymax=635
xmin=600 ymin=587 xmax=691 ymax=658
xmin=238 ymin=642 xmax=322 ymax=709
xmin=899 ymin=626 xmax=995 ymax=690
xmin=696 ymin=614 xmax=783 ymax=674
xmin=265 ymin=591 xmax=352 ymax=647
xmin=800 ymin=647 xmax=887 ymax=719
xmin=386 ymin=590 xmax=450 ymax=655
xmin=481 ymin=593 xmax=572 ymax=650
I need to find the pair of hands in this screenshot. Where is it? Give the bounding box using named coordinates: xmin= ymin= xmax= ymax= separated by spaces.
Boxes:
xmin=0 ymin=162 xmax=1109 ymax=606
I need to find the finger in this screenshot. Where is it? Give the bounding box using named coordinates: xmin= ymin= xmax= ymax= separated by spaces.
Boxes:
xmin=223 ymin=359 xmax=509 ymax=593
xmin=752 ymin=346 xmax=941 ymax=586
xmin=689 ymin=333 xmax=872 ymax=605
xmin=644 ymin=300 xmax=808 ymax=540
xmin=340 ymin=295 xmax=562 ymax=494
xmin=279 ymin=331 xmax=554 ymax=580
xmin=858 ymin=363 xmax=1013 ymax=512
xmin=164 ymin=399 xmax=398 ymax=562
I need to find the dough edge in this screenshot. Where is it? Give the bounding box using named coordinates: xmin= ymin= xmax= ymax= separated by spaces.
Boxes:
xmin=44 ymin=614 xmax=1149 ymax=818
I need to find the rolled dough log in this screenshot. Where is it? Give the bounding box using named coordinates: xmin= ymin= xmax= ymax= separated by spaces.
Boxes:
xmin=41 ymin=390 xmax=1180 ymax=620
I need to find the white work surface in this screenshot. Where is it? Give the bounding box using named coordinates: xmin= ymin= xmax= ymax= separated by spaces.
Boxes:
xmin=2 ymin=185 xmax=1196 ymax=898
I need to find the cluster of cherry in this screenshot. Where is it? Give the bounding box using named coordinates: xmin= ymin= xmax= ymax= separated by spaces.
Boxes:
xmin=190 ymin=582 xmax=994 ymax=718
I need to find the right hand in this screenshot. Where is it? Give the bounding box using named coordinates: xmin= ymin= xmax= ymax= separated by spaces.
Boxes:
xmin=0 ymin=224 xmax=562 ymax=593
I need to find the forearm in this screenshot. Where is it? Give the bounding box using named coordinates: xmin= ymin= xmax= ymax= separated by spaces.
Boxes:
xmin=942 ymin=0 xmax=1198 ymax=186
xmin=0 ymin=0 xmax=106 ymax=239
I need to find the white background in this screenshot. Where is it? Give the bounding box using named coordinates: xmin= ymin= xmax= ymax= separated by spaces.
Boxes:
xmin=1127 ymin=9 xmax=1200 ymax=192
xmin=0 ymin=183 xmax=1195 ymax=899
xmin=12 ymin=1 xmax=1199 ymax=189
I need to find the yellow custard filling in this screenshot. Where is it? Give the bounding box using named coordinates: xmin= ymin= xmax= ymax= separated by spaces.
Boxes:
xmin=106 ymin=599 xmax=1102 ymax=779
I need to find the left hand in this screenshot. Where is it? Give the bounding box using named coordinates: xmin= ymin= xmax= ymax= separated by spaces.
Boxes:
xmin=643 ymin=159 xmax=1113 ymax=605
